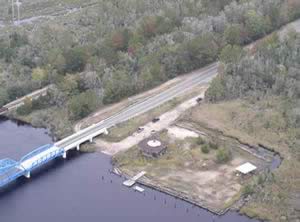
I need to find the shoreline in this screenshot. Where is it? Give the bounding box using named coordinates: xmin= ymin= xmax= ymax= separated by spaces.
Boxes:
xmin=113 ymin=167 xmax=249 ymax=217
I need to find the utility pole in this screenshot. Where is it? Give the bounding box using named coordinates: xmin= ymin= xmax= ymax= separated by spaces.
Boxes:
xmin=16 ymin=0 xmax=21 ymax=22
xmin=11 ymin=0 xmax=21 ymax=24
xmin=11 ymin=0 xmax=14 ymax=22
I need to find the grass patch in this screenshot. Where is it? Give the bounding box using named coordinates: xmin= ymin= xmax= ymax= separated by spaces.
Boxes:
xmin=183 ymin=98 xmax=300 ymax=221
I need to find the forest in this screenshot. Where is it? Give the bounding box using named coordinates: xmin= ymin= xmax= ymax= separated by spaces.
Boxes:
xmin=206 ymin=25 xmax=300 ymax=221
xmin=0 ymin=0 xmax=299 ymax=137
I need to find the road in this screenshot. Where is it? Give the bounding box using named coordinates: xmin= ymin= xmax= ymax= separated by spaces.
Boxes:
xmin=56 ymin=63 xmax=218 ymax=149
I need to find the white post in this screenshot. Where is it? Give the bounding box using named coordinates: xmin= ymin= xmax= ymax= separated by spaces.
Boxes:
xmin=89 ymin=137 xmax=93 ymax=143
xmin=24 ymin=171 xmax=30 ymax=179
xmin=104 ymin=128 xmax=108 ymax=135
xmin=11 ymin=0 xmax=14 ymax=21
xmin=62 ymin=151 xmax=67 ymax=159
xmin=16 ymin=1 xmax=20 ymax=22
xmin=76 ymin=145 xmax=80 ymax=151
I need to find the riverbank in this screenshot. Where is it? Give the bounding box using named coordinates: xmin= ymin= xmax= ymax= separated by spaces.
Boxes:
xmin=181 ymin=99 xmax=299 ymax=221
xmin=112 ymin=122 xmax=275 ymax=216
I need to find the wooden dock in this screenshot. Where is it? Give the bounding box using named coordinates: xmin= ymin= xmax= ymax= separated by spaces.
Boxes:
xmin=123 ymin=171 xmax=146 ymax=187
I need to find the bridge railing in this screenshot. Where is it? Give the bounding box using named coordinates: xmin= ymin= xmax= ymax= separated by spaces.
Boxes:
xmin=0 ymin=158 xmax=18 ymax=172
xmin=0 ymin=159 xmax=24 ymax=188
xmin=29 ymin=147 xmax=64 ymax=170
xmin=20 ymin=144 xmax=53 ymax=163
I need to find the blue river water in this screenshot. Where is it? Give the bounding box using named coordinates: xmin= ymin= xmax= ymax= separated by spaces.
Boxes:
xmin=0 ymin=117 xmax=259 ymax=222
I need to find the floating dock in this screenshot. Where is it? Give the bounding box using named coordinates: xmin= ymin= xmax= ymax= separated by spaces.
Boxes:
xmin=123 ymin=171 xmax=146 ymax=187
xmin=133 ymin=186 xmax=145 ymax=193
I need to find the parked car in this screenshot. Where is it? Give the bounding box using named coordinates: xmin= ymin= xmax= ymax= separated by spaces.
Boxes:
xmin=137 ymin=127 xmax=144 ymax=133
xmin=196 ymin=97 xmax=203 ymax=103
xmin=152 ymin=117 xmax=160 ymax=123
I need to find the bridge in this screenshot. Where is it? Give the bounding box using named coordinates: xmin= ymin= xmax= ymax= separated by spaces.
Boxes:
xmin=0 ymin=63 xmax=218 ymax=189
xmin=0 ymin=86 xmax=49 ymax=115
xmin=0 ymin=144 xmax=65 ymax=188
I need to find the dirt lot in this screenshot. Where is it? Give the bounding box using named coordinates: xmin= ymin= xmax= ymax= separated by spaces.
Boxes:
xmin=114 ymin=127 xmax=266 ymax=213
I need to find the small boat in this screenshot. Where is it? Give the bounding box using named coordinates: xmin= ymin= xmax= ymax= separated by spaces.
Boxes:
xmin=133 ymin=186 xmax=145 ymax=193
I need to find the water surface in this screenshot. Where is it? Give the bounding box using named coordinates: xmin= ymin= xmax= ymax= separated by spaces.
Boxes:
xmin=0 ymin=117 xmax=258 ymax=222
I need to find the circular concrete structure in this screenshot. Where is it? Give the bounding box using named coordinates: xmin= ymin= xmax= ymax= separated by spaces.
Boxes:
xmin=147 ymin=140 xmax=162 ymax=148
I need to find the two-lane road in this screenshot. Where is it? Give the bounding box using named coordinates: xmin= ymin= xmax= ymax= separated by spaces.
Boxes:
xmin=56 ymin=63 xmax=218 ymax=149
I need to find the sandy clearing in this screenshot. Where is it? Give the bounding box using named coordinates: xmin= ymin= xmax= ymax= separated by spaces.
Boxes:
xmin=157 ymin=157 xmax=245 ymax=210
xmin=95 ymin=87 xmax=208 ymax=155
xmin=167 ymin=126 xmax=199 ymax=140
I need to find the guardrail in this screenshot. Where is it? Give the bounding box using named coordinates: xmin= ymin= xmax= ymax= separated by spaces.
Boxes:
xmin=0 ymin=144 xmax=64 ymax=188
xmin=29 ymin=147 xmax=64 ymax=171
xmin=20 ymin=144 xmax=53 ymax=163
xmin=0 ymin=158 xmax=25 ymax=188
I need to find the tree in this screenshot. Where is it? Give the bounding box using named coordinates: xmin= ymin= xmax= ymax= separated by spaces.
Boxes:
xmin=216 ymin=148 xmax=232 ymax=163
xmin=224 ymin=24 xmax=242 ymax=45
xmin=0 ymin=88 xmax=9 ymax=106
xmin=184 ymin=34 xmax=219 ymax=68
xmin=9 ymin=32 xmax=28 ymax=48
xmin=140 ymin=16 xmax=157 ymax=39
xmin=32 ymin=67 xmax=47 ymax=83
xmin=219 ymin=45 xmax=243 ymax=64
xmin=63 ymin=47 xmax=87 ymax=73
xmin=245 ymin=10 xmax=269 ymax=40
xmin=201 ymin=144 xmax=210 ymax=154
xmin=68 ymin=90 xmax=98 ymax=120
xmin=205 ymin=74 xmax=226 ymax=102
xmin=103 ymin=70 xmax=134 ymax=104
xmin=16 ymin=97 xmax=32 ymax=116
xmin=59 ymin=74 xmax=79 ymax=96
xmin=110 ymin=29 xmax=131 ymax=51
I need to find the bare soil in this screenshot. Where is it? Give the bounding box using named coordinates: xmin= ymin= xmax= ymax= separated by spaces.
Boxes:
xmin=94 ymin=86 xmax=208 ymax=155
xmin=114 ymin=127 xmax=265 ymax=213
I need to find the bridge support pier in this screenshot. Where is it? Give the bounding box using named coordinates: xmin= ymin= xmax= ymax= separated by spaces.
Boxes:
xmin=104 ymin=128 xmax=108 ymax=135
xmin=76 ymin=145 xmax=80 ymax=151
xmin=24 ymin=171 xmax=31 ymax=179
xmin=89 ymin=138 xmax=93 ymax=143
xmin=62 ymin=151 xmax=67 ymax=159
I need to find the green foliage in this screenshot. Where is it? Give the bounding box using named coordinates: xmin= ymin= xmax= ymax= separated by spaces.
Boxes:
xmin=205 ymin=74 xmax=226 ymax=102
xmin=201 ymin=144 xmax=210 ymax=154
xmin=242 ymin=184 xmax=254 ymax=196
xmin=224 ymin=24 xmax=243 ymax=45
xmin=63 ymin=47 xmax=87 ymax=73
xmin=207 ymin=32 xmax=300 ymax=103
xmin=68 ymin=90 xmax=98 ymax=120
xmin=216 ymin=147 xmax=232 ymax=163
xmin=103 ymin=70 xmax=135 ymax=104
xmin=245 ymin=10 xmax=270 ymax=40
xmin=9 ymin=32 xmax=28 ymax=48
xmin=208 ymin=141 xmax=219 ymax=150
xmin=59 ymin=74 xmax=79 ymax=96
xmin=196 ymin=137 xmax=206 ymax=145
xmin=0 ymin=88 xmax=9 ymax=106
xmin=184 ymin=34 xmax=219 ymax=68
xmin=32 ymin=67 xmax=47 ymax=84
xmin=220 ymin=45 xmax=243 ymax=64
xmin=16 ymin=97 xmax=33 ymax=116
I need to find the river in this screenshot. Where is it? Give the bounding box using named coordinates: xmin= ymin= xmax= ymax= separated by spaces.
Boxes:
xmin=0 ymin=117 xmax=259 ymax=222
